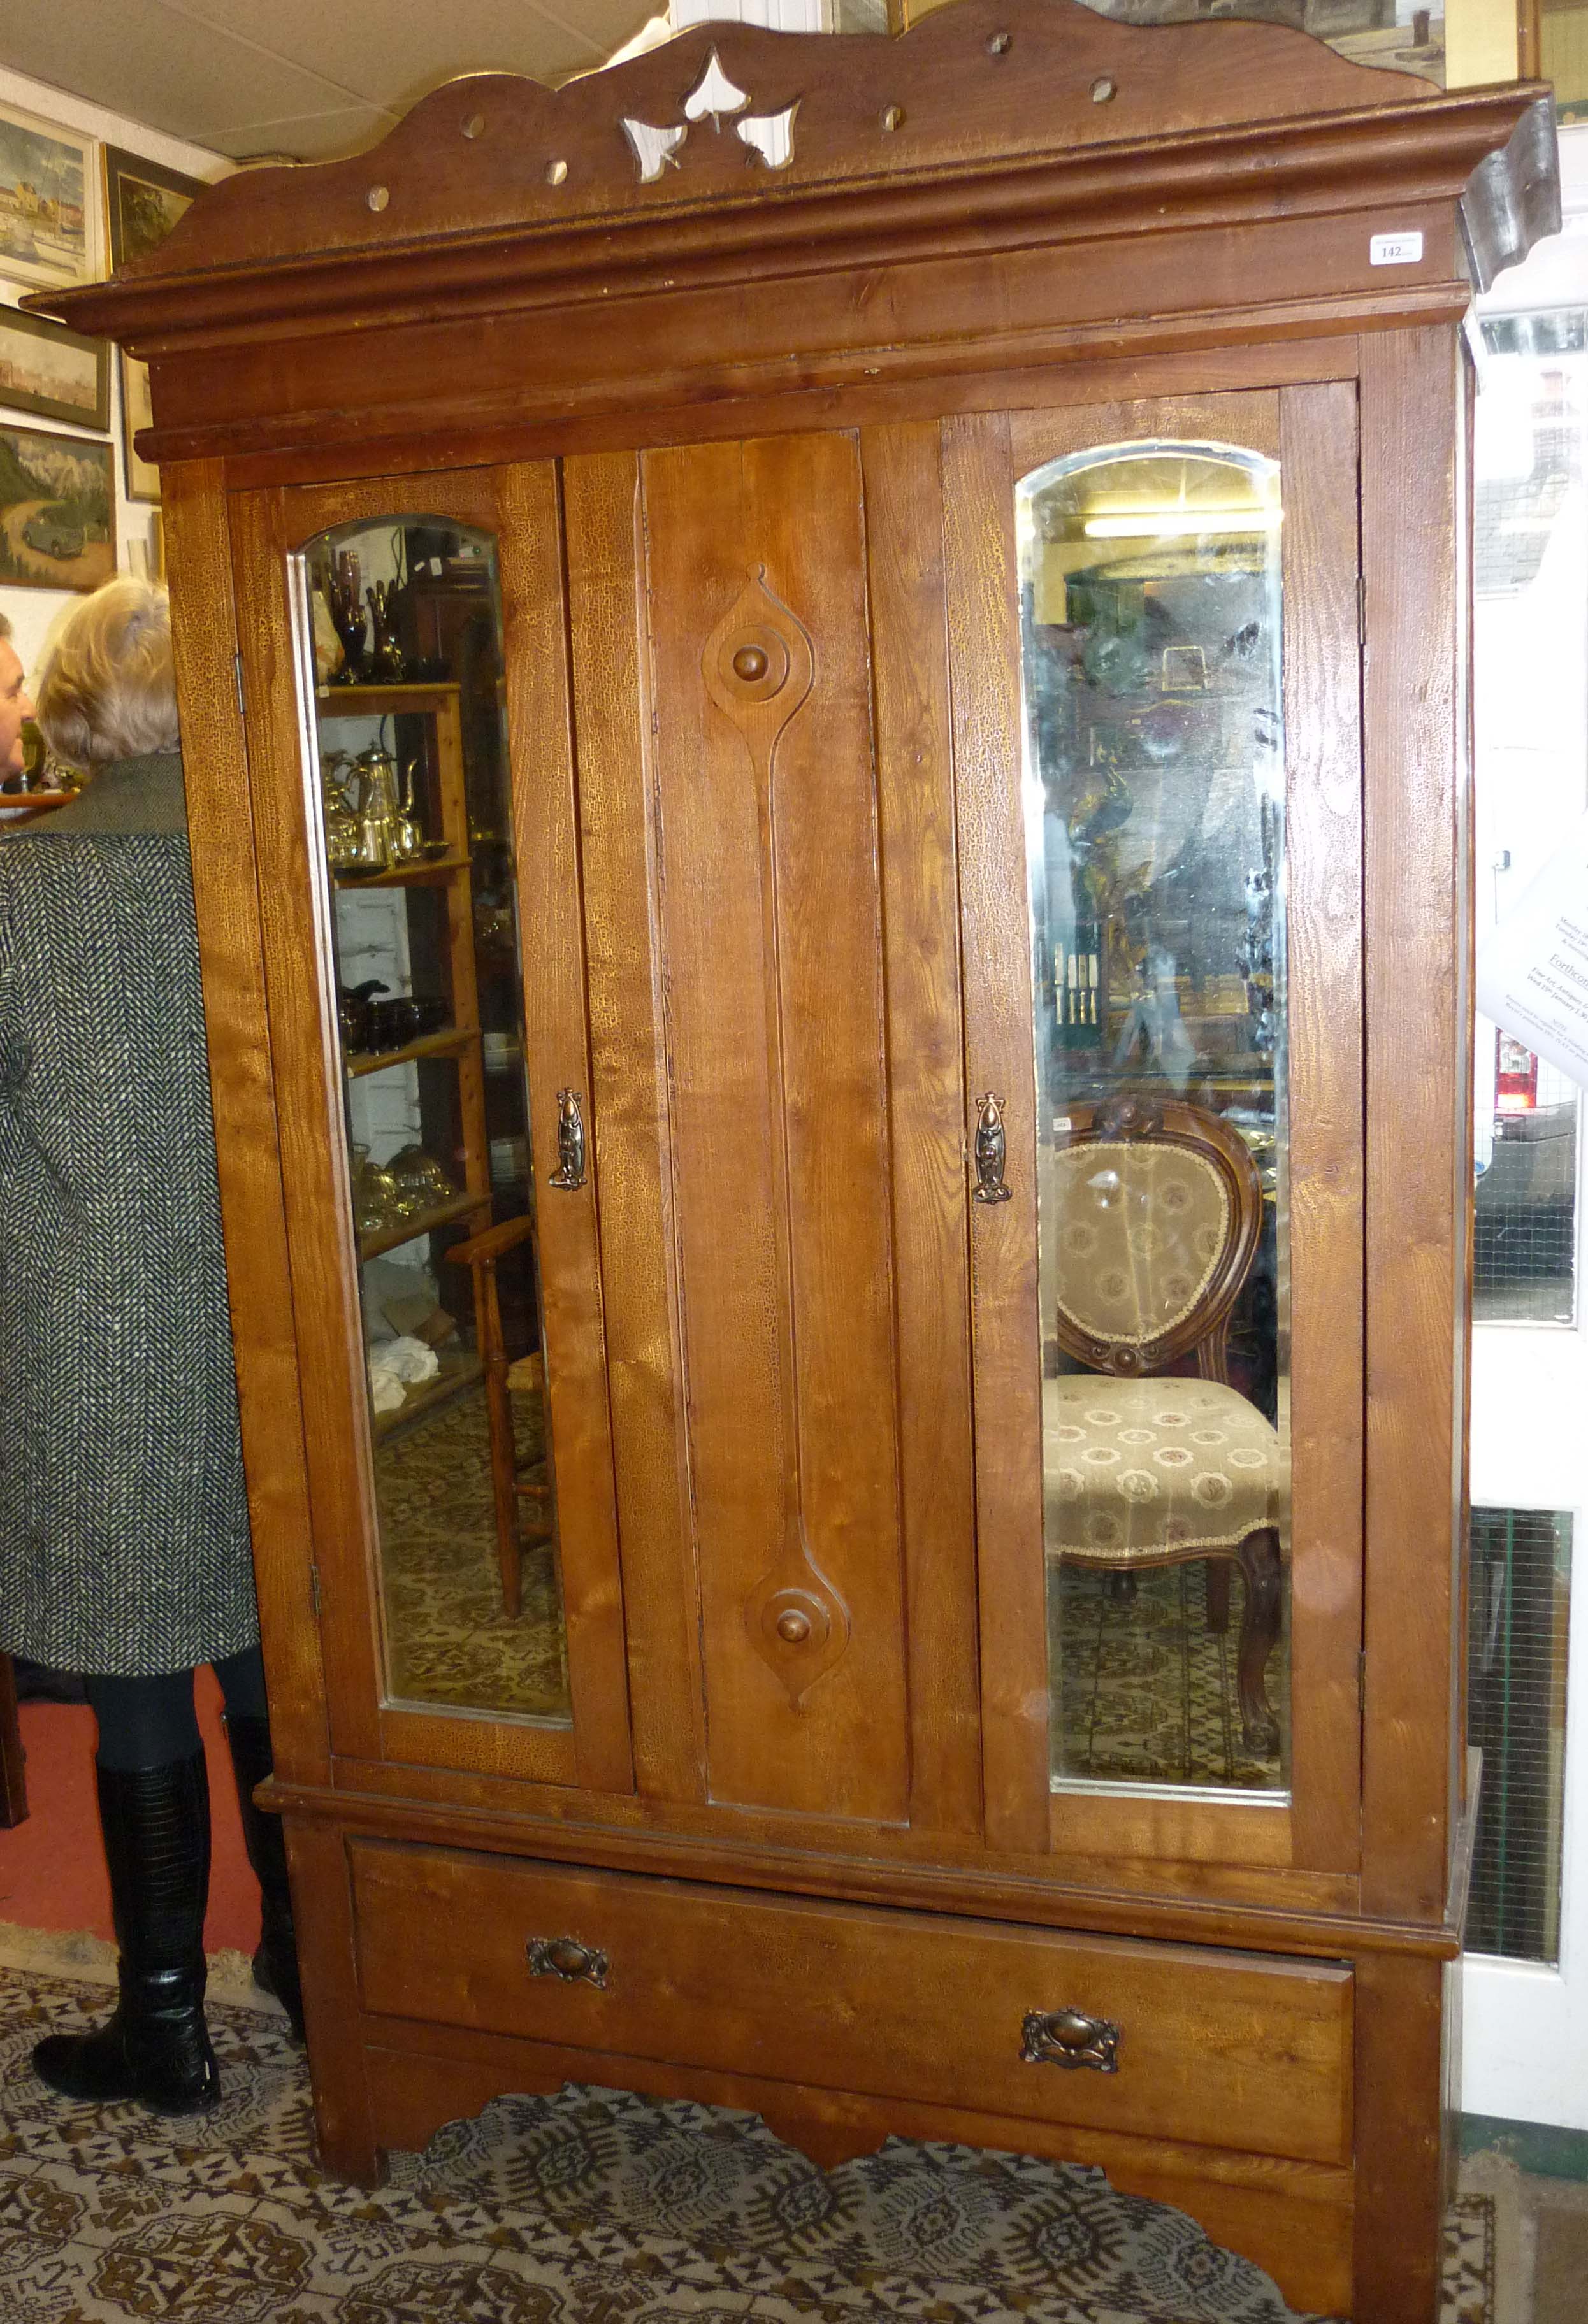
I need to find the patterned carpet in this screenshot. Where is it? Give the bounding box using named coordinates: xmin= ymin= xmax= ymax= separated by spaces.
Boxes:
xmin=1442 ymin=2188 xmax=1498 ymax=2324
xmin=0 ymin=1965 xmax=1321 ymax=2324
xmin=375 ymin=1386 xmax=570 ymax=1721
xmin=0 ymin=1965 xmax=1498 ymax=2323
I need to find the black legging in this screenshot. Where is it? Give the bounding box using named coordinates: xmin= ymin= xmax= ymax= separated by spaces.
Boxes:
xmin=83 ymin=1647 xmax=269 ymax=1772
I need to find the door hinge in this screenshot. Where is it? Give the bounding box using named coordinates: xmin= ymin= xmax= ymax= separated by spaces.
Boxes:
xmin=233 ymin=649 xmax=245 ymax=722
xmin=309 ymin=1563 xmax=322 ymax=1620
xmin=1357 ymin=1647 xmax=1366 ymax=1704
xmin=1357 ymin=575 xmax=1367 ymax=648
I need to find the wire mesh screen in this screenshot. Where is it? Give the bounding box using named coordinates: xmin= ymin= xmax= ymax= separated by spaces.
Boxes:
xmin=1467 ymin=1507 xmax=1573 ymax=1963
xmin=1475 ymin=1060 xmax=1578 ymax=1325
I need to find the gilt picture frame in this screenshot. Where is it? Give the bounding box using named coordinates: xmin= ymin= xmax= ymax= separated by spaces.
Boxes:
xmin=0 ymin=419 xmax=115 ymax=592
xmin=103 ymin=146 xmax=203 ymax=274
xmin=120 ymin=352 xmax=160 ymax=504
xmin=0 ymin=102 xmax=96 ymax=290
xmin=0 ymin=304 xmax=109 ymax=431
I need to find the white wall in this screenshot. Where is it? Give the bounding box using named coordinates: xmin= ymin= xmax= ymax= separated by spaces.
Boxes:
xmin=0 ymin=62 xmax=224 ymax=693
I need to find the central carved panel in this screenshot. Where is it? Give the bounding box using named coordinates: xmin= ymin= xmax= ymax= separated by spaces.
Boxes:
xmin=637 ymin=431 xmax=907 ymax=1821
xmin=698 ymin=569 xmax=853 ymax=1711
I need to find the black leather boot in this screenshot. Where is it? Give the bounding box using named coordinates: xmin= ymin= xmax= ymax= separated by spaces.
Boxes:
xmin=223 ymin=1712 xmax=305 ymax=2042
xmin=32 ymin=1751 xmax=220 ymax=2114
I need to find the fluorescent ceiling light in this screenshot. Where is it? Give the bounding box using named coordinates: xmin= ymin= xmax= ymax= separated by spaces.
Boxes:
xmin=1082 ymin=509 xmax=1280 ymax=539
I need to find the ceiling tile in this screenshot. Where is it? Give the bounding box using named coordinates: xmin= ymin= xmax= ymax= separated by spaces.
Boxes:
xmin=0 ymin=0 xmax=361 ymax=150
xmin=162 ymin=0 xmax=660 ymax=111
xmin=0 ymin=0 xmax=666 ymax=164
xmin=207 ymin=107 xmax=397 ymax=164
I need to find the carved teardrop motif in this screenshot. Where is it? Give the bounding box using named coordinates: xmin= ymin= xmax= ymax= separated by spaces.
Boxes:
xmin=702 ymin=566 xmax=812 ymax=742
xmin=745 ymin=1525 xmax=852 ymax=1709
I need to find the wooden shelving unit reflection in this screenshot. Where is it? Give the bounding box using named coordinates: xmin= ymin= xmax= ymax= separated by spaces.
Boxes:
xmin=346 ymin=1027 xmax=480 ymax=1080
xmin=357 ymin=1189 xmax=485 ymax=1263
xmin=333 ymin=853 xmax=470 ymax=891
xmin=322 ymin=682 xmax=492 ymax=1273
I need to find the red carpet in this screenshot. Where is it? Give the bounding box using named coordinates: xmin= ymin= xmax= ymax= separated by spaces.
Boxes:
xmin=0 ymin=1665 xmax=260 ymax=1955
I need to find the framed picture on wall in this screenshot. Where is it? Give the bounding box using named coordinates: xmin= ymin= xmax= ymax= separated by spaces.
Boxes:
xmin=103 ymin=150 xmax=206 ymax=506
xmin=103 ymin=147 xmax=203 ymax=273
xmin=120 ymin=353 xmax=159 ymax=503
xmin=0 ymin=420 xmax=115 ymax=591
xmin=0 ymin=103 xmax=96 ymax=290
xmin=0 ymin=305 xmax=109 ymax=431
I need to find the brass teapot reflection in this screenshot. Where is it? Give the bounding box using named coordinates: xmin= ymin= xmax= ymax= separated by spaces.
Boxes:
xmin=321 ymin=751 xmax=363 ymax=871
xmin=331 ymin=746 xmax=429 ymax=874
xmin=391 ymin=761 xmax=426 ymax=864
xmin=351 ymin=745 xmax=400 ymax=871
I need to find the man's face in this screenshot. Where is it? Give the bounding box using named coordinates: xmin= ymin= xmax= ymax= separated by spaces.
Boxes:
xmin=0 ymin=643 xmax=33 ymax=782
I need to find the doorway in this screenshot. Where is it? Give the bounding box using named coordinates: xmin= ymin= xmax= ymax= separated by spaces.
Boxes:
xmin=1464 ymin=122 xmax=1588 ymax=2129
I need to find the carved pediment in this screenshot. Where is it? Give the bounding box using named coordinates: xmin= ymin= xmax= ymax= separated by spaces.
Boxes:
xmin=19 ymin=0 xmax=1555 ymax=445
xmin=38 ymin=0 xmax=1503 ymax=304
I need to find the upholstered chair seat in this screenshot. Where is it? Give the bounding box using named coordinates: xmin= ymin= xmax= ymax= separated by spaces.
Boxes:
xmin=1043 ymin=1376 xmax=1288 ymax=1562
xmin=1044 ymin=1094 xmax=1286 ymax=1755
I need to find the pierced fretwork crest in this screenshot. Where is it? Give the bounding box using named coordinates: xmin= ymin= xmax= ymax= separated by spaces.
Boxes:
xmin=621 ymin=48 xmax=800 ymax=184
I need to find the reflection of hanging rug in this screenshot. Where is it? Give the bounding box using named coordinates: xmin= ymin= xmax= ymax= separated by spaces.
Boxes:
xmin=0 ymin=1964 xmax=1334 ymax=2322
xmin=1054 ymin=1561 xmax=1290 ymax=1791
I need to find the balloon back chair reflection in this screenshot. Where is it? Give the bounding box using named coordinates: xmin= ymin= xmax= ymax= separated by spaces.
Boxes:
xmin=1043 ymin=1093 xmax=1286 ymax=1756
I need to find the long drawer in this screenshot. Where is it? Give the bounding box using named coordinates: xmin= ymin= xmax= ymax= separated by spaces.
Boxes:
xmin=348 ymin=1840 xmax=1353 ymax=2166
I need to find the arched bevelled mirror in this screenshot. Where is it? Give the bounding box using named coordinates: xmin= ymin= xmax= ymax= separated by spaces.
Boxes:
xmin=291 ymin=516 xmax=570 ymax=1726
xmin=1017 ymin=441 xmax=1290 ymax=1797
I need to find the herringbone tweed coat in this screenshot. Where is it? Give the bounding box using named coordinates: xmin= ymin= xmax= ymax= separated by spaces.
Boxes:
xmin=0 ymin=752 xmax=257 ymax=1674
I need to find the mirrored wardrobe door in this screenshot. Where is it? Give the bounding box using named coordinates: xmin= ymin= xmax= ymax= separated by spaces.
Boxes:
xmin=949 ymin=386 xmax=1363 ymax=1872
xmin=229 ymin=465 xmax=632 ymax=1793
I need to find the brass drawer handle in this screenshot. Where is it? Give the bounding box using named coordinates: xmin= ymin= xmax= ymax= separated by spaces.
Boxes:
xmin=526 ymin=1935 xmax=608 ymax=1989
xmin=1021 ymin=2007 xmax=1120 ymax=2072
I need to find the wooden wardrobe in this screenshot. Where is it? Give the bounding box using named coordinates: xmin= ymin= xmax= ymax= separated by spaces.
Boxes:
xmin=36 ymin=6 xmax=1559 ymax=2316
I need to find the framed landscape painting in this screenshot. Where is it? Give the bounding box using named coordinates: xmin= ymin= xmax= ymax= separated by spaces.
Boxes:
xmin=104 ymin=146 xmax=203 ymax=273
xmin=0 ymin=421 xmax=115 ymax=591
xmin=120 ymin=353 xmax=160 ymax=503
xmin=0 ymin=305 xmax=108 ymax=431
xmin=0 ymin=103 xmax=96 ymax=289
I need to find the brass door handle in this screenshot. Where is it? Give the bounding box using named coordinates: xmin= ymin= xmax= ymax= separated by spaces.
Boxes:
xmin=973 ymin=1092 xmax=1012 ymax=1204
xmin=1020 ymin=2007 xmax=1120 ymax=2072
xmin=548 ymin=1088 xmax=586 ymax=1190
xmin=526 ymin=1935 xmax=608 ymax=1988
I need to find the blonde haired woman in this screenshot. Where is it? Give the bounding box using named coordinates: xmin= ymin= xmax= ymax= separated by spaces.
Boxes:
xmin=0 ymin=577 xmax=301 ymax=2114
